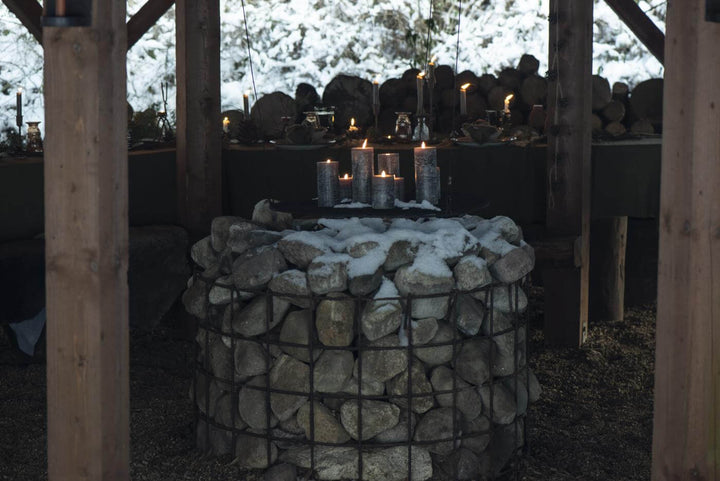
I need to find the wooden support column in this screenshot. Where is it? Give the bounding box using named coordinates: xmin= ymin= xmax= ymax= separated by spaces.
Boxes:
xmin=589 ymin=216 xmax=627 ymax=321
xmin=43 ymin=0 xmax=129 ymax=479
xmin=2 ymin=0 xmax=42 ymax=43
xmin=544 ymin=0 xmax=592 ymax=346
xmin=175 ymin=0 xmax=221 ymax=239
xmin=652 ymin=1 xmax=720 ymax=478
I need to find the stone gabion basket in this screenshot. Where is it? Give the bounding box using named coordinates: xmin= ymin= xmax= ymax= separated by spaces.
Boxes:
xmin=184 ymin=211 xmax=541 ymax=481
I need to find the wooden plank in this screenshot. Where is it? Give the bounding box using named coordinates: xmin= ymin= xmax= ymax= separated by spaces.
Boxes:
xmin=43 ymin=0 xmax=129 ymax=478
xmin=589 ymin=216 xmax=627 ymax=321
xmin=604 ymin=0 xmax=664 ymax=64
xmin=175 ymin=0 xmax=222 ymax=239
xmin=2 ymin=0 xmax=42 ymax=43
xmin=127 ymin=0 xmax=175 ymax=50
xmin=651 ymin=1 xmax=720 ymax=478
xmin=544 ymin=0 xmax=593 ymax=346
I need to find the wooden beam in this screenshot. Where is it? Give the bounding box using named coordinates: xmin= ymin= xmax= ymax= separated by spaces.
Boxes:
xmin=127 ymin=0 xmax=174 ymax=51
xmin=652 ymin=1 xmax=720 ymax=478
xmin=544 ymin=0 xmax=593 ymax=347
xmin=43 ymin=0 xmax=129 ymax=478
xmin=604 ymin=0 xmax=665 ymax=64
xmin=175 ymin=0 xmax=222 ymax=238
xmin=2 ymin=0 xmax=42 ymax=44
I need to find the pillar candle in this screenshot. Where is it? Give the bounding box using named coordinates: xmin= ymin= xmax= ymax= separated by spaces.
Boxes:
xmin=351 ymin=139 xmax=374 ymax=203
xmin=460 ymin=83 xmax=470 ymax=116
xmin=394 ymin=176 xmax=405 ymax=202
xmin=416 ymin=72 xmax=425 ymax=115
xmin=339 ymin=173 xmax=353 ymax=201
xmin=372 ymin=171 xmax=395 ymax=209
xmin=413 ymin=142 xmax=440 ymax=205
xmin=377 ymin=152 xmax=399 ymax=177
xmin=317 ymin=159 xmax=340 ymax=207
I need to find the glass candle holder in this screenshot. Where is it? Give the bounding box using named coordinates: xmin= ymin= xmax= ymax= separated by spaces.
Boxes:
xmin=394 ymin=112 xmax=412 ymax=140
xmin=26 ymin=121 xmax=43 ymax=153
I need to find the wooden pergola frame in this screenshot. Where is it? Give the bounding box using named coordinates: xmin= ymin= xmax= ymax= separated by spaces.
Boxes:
xmin=3 ymin=0 xmax=718 ymax=478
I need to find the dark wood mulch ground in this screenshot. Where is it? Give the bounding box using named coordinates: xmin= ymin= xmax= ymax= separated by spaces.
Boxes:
xmin=0 ymin=294 xmax=655 ymax=481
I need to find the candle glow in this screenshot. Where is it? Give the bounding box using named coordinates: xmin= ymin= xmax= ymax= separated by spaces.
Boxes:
xmin=362 ymin=139 xmax=368 ymax=149
xmin=421 ymin=141 xmax=426 ymax=149
xmin=504 ymin=93 xmax=514 ymax=113
xmin=381 ymin=170 xmax=387 ymax=177
xmin=460 ymin=83 xmax=471 ymax=92
xmin=222 ymin=116 xmax=230 ymax=133
xmin=344 ymin=173 xmax=349 ymax=179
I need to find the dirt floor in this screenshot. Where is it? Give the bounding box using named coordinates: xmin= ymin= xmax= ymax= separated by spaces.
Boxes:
xmin=0 ymin=293 xmax=655 ymax=481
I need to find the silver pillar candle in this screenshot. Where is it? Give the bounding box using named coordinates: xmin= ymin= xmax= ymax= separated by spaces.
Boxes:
xmin=413 ymin=142 xmax=440 ymax=205
xmin=377 ymin=152 xmax=400 ymax=177
xmin=372 ymin=171 xmax=395 ymax=209
xmin=339 ymin=173 xmax=353 ymax=201
xmin=394 ymin=176 xmax=405 ymax=202
xmin=351 ymin=140 xmax=374 ymax=203
xmin=316 ymin=159 xmax=340 ymax=207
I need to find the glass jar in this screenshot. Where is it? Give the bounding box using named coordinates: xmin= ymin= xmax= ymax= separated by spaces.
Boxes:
xmin=302 ymin=111 xmax=320 ymax=129
xmin=26 ymin=121 xmax=43 ymax=153
xmin=394 ymin=112 xmax=412 ymax=140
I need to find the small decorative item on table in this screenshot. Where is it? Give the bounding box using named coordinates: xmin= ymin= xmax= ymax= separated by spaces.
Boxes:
xmin=339 ymin=173 xmax=352 ymax=200
xmin=372 ymin=170 xmax=395 ymax=209
xmin=347 ymin=117 xmax=360 ymax=140
xmin=394 ymin=112 xmax=412 ymax=140
xmin=25 ymin=122 xmax=43 ymax=153
xmin=460 ymin=83 xmax=470 ymax=117
xmin=317 ymin=159 xmax=339 ymax=207
xmin=351 ymin=139 xmax=374 ymax=203
xmin=377 ymin=152 xmax=399 ymax=177
xmin=413 ymin=141 xmax=440 ymax=205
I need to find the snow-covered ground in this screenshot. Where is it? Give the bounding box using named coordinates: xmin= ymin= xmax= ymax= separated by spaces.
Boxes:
xmin=0 ymin=0 xmax=664 ymax=134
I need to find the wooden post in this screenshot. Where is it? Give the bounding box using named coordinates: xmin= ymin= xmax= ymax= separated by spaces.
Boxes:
xmin=589 ymin=216 xmax=627 ymax=321
xmin=652 ymin=1 xmax=720 ymax=478
xmin=544 ymin=0 xmax=592 ymax=346
xmin=43 ymin=0 xmax=129 ymax=479
xmin=175 ymin=0 xmax=222 ymax=239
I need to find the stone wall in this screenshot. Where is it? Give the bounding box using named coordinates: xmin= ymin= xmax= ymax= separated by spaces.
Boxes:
xmin=184 ymin=208 xmax=540 ymax=480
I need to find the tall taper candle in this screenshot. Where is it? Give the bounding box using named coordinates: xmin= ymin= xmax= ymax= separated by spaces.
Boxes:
xmin=459 ymin=83 xmax=470 ymax=116
xmin=351 ymin=139 xmax=374 ymax=203
xmin=416 ymin=72 xmax=425 ymax=115
xmin=317 ymin=159 xmax=340 ymax=207
xmin=372 ymin=79 xmax=380 ymax=107
xmin=16 ymin=88 xmax=22 ymax=128
xmin=372 ymin=171 xmax=395 ymax=209
xmin=413 ymin=142 xmax=440 ymax=205
xmin=377 ymin=152 xmax=399 ymax=177
xmin=243 ymin=91 xmax=250 ymax=116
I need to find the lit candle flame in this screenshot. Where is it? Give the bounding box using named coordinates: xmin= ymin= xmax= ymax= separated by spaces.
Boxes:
xmin=344 ymin=173 xmax=349 ymax=179
xmin=417 ymin=71 xmax=426 ymax=79
xmin=326 ymin=159 xmax=332 ymax=163
xmin=362 ymin=139 xmax=368 ymax=149
xmin=223 ymin=116 xmax=229 ymax=126
xmin=243 ymin=90 xmax=250 ymax=98
xmin=430 ymin=55 xmax=437 ymax=63
xmin=460 ymin=83 xmax=471 ymax=92
xmin=350 ymin=118 xmax=355 ymax=127
xmin=373 ymin=76 xmax=380 ymax=84
xmin=387 ymin=135 xmax=392 ymax=139
xmin=504 ymin=93 xmax=514 ymax=103
xmin=381 ymin=170 xmax=387 ymax=177
xmin=421 ymin=141 xmax=426 ymax=149
xmin=17 ymin=88 xmax=22 ymax=95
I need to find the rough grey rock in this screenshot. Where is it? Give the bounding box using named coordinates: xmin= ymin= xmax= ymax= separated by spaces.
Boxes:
xmin=228 ymin=228 xmax=283 ymax=255
xmin=307 ymin=256 xmax=349 ymax=294
xmin=238 ymin=376 xmax=279 ymax=430
xmin=340 ymin=399 xmax=400 ymax=440
xmin=394 ymin=265 xmax=454 ymax=319
xmin=386 ymin=359 xmax=434 ymax=414
xmin=454 ymin=339 xmax=491 ymax=385
xmin=461 ymin=414 xmax=491 ymax=454
xmin=264 ymin=463 xmax=296 ymax=481
xmin=234 ymin=339 xmax=269 ymax=378
xmin=373 ymin=409 xmax=416 ymax=444
xmin=361 ymin=297 xmax=403 ymax=342
xmin=201 ymin=421 xmax=233 ymax=456
xmin=208 ymin=275 xmax=234 ymax=305
xmin=455 ymin=294 xmax=485 ymax=336
xmin=340 ymin=376 xmax=385 ymax=397
xmin=348 ymin=268 xmax=384 ymax=296
xmin=268 ymin=269 xmax=312 ymax=308
xmin=478 ymin=383 xmax=517 ymax=424
xmin=488 ymin=247 xmax=534 ymax=284
xmin=234 ymin=432 xmax=278 ymax=468
xmin=501 ymin=368 xmax=541 ymax=415
xmin=409 ymin=317 xmax=439 ymax=345
xmin=489 ymin=216 xmax=522 ymax=245
xmin=207 ymin=332 xmax=233 ymax=381
xmin=415 ymin=322 xmax=455 ymax=366
xmin=440 ymin=448 xmax=481 ymax=481
xmin=277 ymin=237 xmax=326 ymax=269
xmin=492 ymin=327 xmax=525 ymax=377
xmin=270 ymin=427 xmax=306 ymax=450
xmin=430 ymin=366 xmax=483 ymax=422
xmin=297 ymin=401 xmax=351 ymax=444
xmin=279 ymin=309 xmax=320 ymax=363
xmin=354 ymin=334 xmax=408 ymax=383
xmin=486 ymin=284 xmax=528 ymax=313
xmin=190 ymin=235 xmax=217 ymax=270
xmin=280 ymin=445 xmax=432 ymax=481
xmin=414 ymin=407 xmax=461 ymax=454
xmin=479 ymin=418 xmax=524 ymax=477
xmin=314 ymin=350 xmax=354 ymax=393
xmin=232 ymin=246 xmax=287 ymax=290
xmin=279 ymin=415 xmax=305 ymax=435
xmin=211 ymin=216 xmax=254 ymax=252
xmin=347 ymin=240 xmax=380 ymax=258
xmin=226 ymin=295 xmax=290 ymax=337
xmin=252 ymin=199 xmax=294 ymax=231
xmin=269 ymin=354 xmax=310 ymax=421
xmin=383 ymin=239 xmax=417 ymax=271
xmin=213 ymin=393 xmax=247 ymax=430
xmin=454 ymin=255 xmax=493 ymax=292
xmin=182 ymin=277 xmax=207 ymax=319
xmin=316 ymin=293 xmax=355 ymax=346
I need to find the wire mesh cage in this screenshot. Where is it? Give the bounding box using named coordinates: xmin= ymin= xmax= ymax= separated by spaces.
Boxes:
xmin=191 ymin=273 xmax=533 ymax=481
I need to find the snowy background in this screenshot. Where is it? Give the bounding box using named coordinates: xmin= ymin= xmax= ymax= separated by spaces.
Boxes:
xmin=0 ymin=0 xmax=665 ymax=133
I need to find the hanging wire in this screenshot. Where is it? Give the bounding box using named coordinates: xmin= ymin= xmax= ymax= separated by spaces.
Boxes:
xmin=240 ymin=0 xmax=259 ymax=103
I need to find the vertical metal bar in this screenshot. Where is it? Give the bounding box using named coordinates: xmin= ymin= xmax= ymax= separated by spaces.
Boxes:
xmin=354 ymin=295 xmax=364 ymax=480
xmin=405 ymin=295 xmax=413 ymax=481
xmin=264 ymin=290 xmax=272 ymax=467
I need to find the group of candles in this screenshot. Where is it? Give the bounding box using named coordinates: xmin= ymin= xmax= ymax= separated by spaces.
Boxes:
xmin=316 ymin=140 xmax=440 ymax=209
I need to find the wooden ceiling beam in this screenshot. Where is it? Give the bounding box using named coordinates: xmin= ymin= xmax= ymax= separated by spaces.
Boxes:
xmin=2 ymin=0 xmax=42 ymax=44
xmin=604 ymin=0 xmax=665 ymax=64
xmin=127 ymin=0 xmax=175 ymax=51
